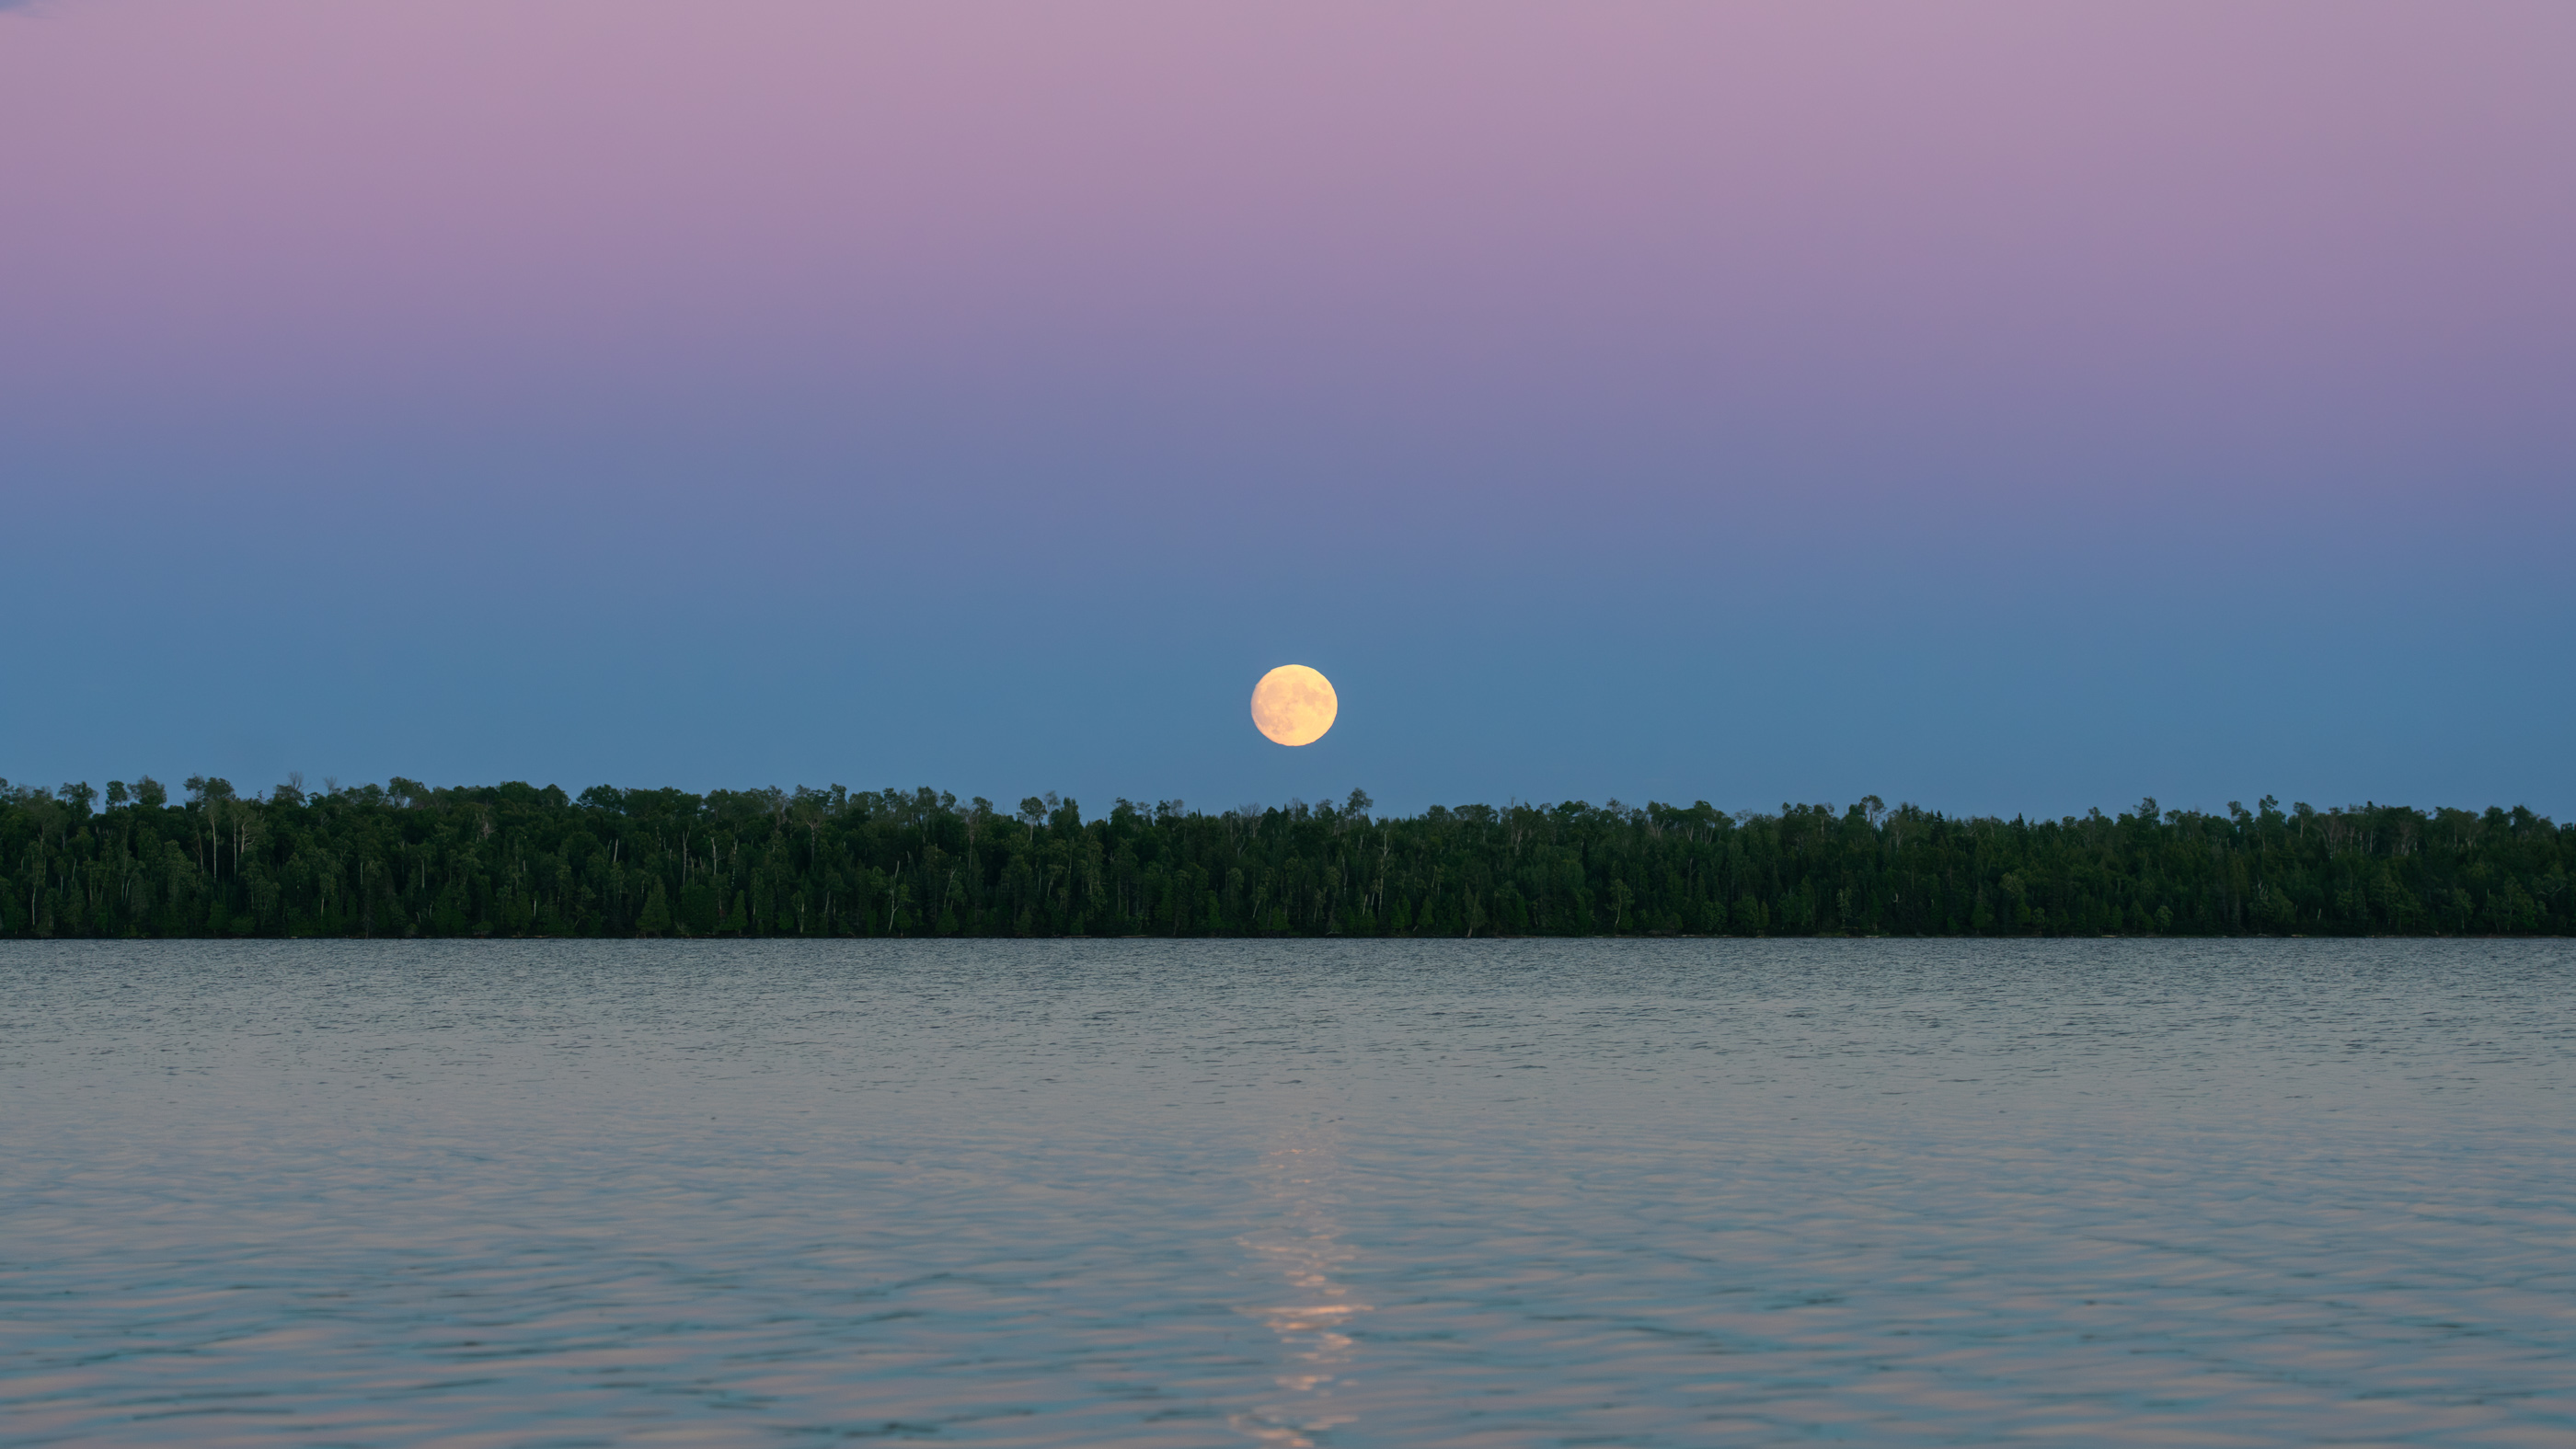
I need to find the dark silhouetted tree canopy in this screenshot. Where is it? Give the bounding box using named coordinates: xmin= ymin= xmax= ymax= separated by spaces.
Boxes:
xmin=1 ymin=778 xmax=2568 ymax=938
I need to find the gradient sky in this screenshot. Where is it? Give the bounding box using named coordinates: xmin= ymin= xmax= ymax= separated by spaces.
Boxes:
xmin=4 ymin=0 xmax=2570 ymax=818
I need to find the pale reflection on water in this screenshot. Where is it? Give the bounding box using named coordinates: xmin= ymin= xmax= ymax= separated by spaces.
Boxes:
xmin=1236 ymin=1124 xmax=1368 ymax=1447
xmin=2 ymin=937 xmax=2571 ymax=1445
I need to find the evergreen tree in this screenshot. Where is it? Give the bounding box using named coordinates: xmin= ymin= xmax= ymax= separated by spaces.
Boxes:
xmin=638 ymin=881 xmax=673 ymax=937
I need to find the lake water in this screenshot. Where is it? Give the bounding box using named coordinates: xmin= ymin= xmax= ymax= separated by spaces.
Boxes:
xmin=3 ymin=938 xmax=2571 ymax=1446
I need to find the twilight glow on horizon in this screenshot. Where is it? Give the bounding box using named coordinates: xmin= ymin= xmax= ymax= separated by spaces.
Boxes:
xmin=1 ymin=1 xmax=2570 ymax=816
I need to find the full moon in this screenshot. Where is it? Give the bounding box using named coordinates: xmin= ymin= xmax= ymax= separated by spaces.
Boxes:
xmin=1250 ymin=664 xmax=1338 ymax=746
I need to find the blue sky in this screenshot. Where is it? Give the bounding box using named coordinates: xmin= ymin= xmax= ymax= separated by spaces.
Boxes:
xmin=5 ymin=1 xmax=2570 ymax=818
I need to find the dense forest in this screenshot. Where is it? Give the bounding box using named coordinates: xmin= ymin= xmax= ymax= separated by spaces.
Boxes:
xmin=1 ymin=776 xmax=2569 ymax=939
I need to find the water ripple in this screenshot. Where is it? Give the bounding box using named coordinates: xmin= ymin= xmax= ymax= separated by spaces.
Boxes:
xmin=2 ymin=937 xmax=2570 ymax=1445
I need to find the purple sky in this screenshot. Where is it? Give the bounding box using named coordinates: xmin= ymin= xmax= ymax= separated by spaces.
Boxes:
xmin=5 ymin=1 xmax=2570 ymax=817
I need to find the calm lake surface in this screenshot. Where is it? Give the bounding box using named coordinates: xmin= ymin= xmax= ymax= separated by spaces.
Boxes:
xmin=4 ymin=938 xmax=2571 ymax=1446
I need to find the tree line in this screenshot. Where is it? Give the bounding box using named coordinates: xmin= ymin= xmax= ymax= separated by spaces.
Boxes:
xmin=2 ymin=775 xmax=2569 ymax=939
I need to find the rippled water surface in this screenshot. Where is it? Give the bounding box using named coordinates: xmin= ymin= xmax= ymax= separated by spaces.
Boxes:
xmin=5 ymin=938 xmax=2572 ymax=1446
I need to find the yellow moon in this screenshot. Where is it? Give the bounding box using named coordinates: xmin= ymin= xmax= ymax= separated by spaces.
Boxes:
xmin=1250 ymin=664 xmax=1338 ymax=746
